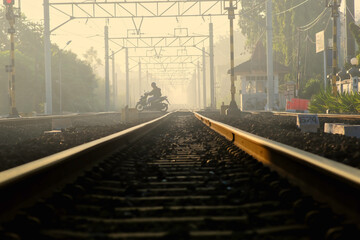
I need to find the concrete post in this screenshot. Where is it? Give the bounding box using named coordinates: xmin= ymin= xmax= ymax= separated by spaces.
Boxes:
xmin=266 ymin=0 xmax=274 ymax=110
xmin=332 ymin=0 xmax=339 ymax=96
xmin=209 ymin=23 xmax=215 ymax=109
xmin=104 ymin=25 xmax=110 ymax=111
xmin=112 ymin=50 xmax=115 ymax=109
xmin=125 ymin=48 xmax=130 ymax=106
xmin=139 ymin=61 xmax=142 ymax=96
xmin=202 ymin=47 xmax=206 ymax=109
xmin=44 ymin=0 xmax=52 ymax=114
xmin=197 ymin=61 xmax=201 ymax=108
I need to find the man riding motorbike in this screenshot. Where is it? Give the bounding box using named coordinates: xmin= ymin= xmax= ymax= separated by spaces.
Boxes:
xmin=147 ymin=82 xmax=162 ymax=106
xmin=136 ymin=82 xmax=169 ymax=112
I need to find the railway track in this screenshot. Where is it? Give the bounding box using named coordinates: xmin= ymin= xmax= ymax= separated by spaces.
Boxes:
xmin=272 ymin=111 xmax=360 ymax=120
xmin=0 ymin=111 xmax=359 ymax=239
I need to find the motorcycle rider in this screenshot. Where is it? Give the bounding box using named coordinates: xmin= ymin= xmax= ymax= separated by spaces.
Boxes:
xmin=147 ymin=82 xmax=162 ymax=106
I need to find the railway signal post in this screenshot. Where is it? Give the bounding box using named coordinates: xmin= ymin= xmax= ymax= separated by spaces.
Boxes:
xmin=4 ymin=0 xmax=19 ymax=117
xmin=226 ymin=0 xmax=240 ymax=115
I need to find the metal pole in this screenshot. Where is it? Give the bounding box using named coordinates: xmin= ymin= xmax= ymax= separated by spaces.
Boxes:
xmin=44 ymin=0 xmax=52 ymax=115
xmin=112 ymin=50 xmax=116 ymax=110
xmin=104 ymin=25 xmax=110 ymax=111
xmin=139 ymin=61 xmax=142 ymax=96
xmin=59 ymin=54 xmax=62 ymax=114
xmin=266 ymin=0 xmax=274 ymax=110
xmin=114 ymin=73 xmax=118 ymax=109
xmin=296 ymin=31 xmax=300 ymax=97
xmin=323 ymin=38 xmax=327 ymax=89
xmin=6 ymin=4 xmax=19 ymax=117
xmin=209 ymin=22 xmax=215 ymax=109
xmin=202 ymin=47 xmax=206 ymax=109
xmin=126 ymin=48 xmax=130 ymax=106
xmin=332 ymin=0 xmax=339 ymax=96
xmin=197 ymin=61 xmax=201 ymax=108
xmin=346 ymin=0 xmax=355 ymax=62
xmin=227 ymin=0 xmax=239 ymax=114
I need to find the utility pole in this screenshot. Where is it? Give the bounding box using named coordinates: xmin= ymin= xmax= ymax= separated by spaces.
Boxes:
xmin=329 ymin=0 xmax=340 ymax=96
xmin=4 ymin=0 xmax=19 ymax=117
xmin=139 ymin=61 xmax=142 ymax=96
xmin=226 ymin=0 xmax=240 ymax=114
xmin=197 ymin=61 xmax=201 ymax=108
xmin=44 ymin=0 xmax=52 ymax=115
xmin=104 ymin=25 xmax=110 ymax=111
xmin=111 ymin=50 xmax=116 ymax=109
xmin=114 ymin=73 xmax=118 ymax=110
xmin=266 ymin=0 xmax=274 ymax=110
xmin=202 ymin=47 xmax=207 ymax=109
xmin=125 ymin=48 xmax=130 ymax=107
xmin=346 ymin=0 xmax=355 ymax=62
xmin=296 ymin=30 xmax=301 ymax=97
xmin=209 ymin=22 xmax=215 ymax=109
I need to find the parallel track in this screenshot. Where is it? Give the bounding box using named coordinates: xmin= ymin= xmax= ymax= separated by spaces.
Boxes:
xmin=0 ymin=112 xmax=359 ymax=239
xmin=272 ymin=111 xmax=360 ymax=120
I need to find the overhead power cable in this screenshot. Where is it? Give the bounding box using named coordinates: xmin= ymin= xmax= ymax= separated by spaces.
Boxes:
xmin=346 ymin=5 xmax=356 ymax=22
xmin=298 ymin=8 xmax=329 ymax=31
xmin=238 ymin=0 xmax=267 ymax=17
xmin=275 ymin=0 xmax=311 ymax=16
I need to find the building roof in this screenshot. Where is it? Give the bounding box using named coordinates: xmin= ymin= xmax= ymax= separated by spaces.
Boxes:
xmin=228 ymin=42 xmax=290 ymax=75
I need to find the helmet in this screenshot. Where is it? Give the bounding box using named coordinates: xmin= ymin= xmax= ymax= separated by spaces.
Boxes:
xmin=151 ymin=82 xmax=156 ymax=87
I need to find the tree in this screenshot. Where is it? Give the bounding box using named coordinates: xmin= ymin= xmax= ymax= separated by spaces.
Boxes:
xmin=238 ymin=0 xmax=330 ymax=87
xmin=0 ymin=8 xmax=103 ymax=114
xmin=349 ymin=23 xmax=360 ymax=54
xmin=238 ymin=0 xmax=266 ymax=50
xmin=301 ymin=77 xmax=322 ymax=99
xmin=83 ymin=47 xmax=102 ymax=71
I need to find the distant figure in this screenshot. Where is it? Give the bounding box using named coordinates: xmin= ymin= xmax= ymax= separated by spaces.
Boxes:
xmin=147 ymin=82 xmax=162 ymax=105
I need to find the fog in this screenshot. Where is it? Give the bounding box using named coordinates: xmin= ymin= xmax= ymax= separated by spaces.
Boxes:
xmin=0 ymin=1 xmax=359 ymax=115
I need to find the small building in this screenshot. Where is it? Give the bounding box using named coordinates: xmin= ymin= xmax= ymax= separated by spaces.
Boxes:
xmin=228 ymin=42 xmax=289 ymax=110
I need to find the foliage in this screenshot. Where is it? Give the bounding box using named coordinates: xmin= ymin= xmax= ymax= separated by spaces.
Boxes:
xmin=0 ymin=9 xmax=103 ymax=115
xmin=83 ymin=47 xmax=102 ymax=71
xmin=238 ymin=0 xmax=330 ymax=85
xmin=309 ymin=90 xmax=360 ymax=114
xmin=349 ymin=22 xmax=360 ymax=51
xmin=301 ymin=77 xmax=322 ymax=99
xmin=238 ymin=0 xmax=266 ymax=50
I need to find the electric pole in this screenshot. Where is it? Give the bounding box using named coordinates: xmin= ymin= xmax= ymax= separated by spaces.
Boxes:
xmin=4 ymin=0 xmax=19 ymax=117
xmin=330 ymin=0 xmax=340 ymax=96
xmin=346 ymin=0 xmax=355 ymax=62
xmin=266 ymin=0 xmax=274 ymax=111
xmin=226 ymin=0 xmax=240 ymax=115
xmin=104 ymin=25 xmax=110 ymax=111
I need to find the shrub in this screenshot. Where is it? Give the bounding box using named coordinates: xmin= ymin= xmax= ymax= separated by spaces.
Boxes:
xmin=309 ymin=90 xmax=360 ymax=114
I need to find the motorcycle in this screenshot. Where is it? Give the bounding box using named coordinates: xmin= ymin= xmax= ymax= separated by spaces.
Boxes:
xmin=135 ymin=93 xmax=170 ymax=112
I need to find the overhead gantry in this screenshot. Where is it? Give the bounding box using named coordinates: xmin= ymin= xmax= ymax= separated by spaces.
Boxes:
xmin=44 ymin=0 xmax=240 ymax=113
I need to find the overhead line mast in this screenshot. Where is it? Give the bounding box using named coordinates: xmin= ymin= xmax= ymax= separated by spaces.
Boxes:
xmin=4 ymin=0 xmax=19 ymax=117
xmin=45 ymin=0 xmax=243 ymax=112
xmin=328 ymin=0 xmax=340 ymax=96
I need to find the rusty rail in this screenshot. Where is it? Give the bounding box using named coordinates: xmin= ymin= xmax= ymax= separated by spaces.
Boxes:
xmin=195 ymin=112 xmax=360 ymax=224
xmin=0 ymin=112 xmax=172 ymax=221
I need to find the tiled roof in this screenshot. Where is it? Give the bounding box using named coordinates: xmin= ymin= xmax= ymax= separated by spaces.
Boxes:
xmin=228 ymin=42 xmax=290 ymax=75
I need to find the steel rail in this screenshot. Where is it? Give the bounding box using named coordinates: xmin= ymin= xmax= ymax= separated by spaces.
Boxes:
xmin=0 ymin=112 xmax=119 ymax=123
xmin=272 ymin=111 xmax=360 ymax=120
xmin=195 ymin=112 xmax=360 ymax=224
xmin=0 ymin=112 xmax=172 ymax=221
